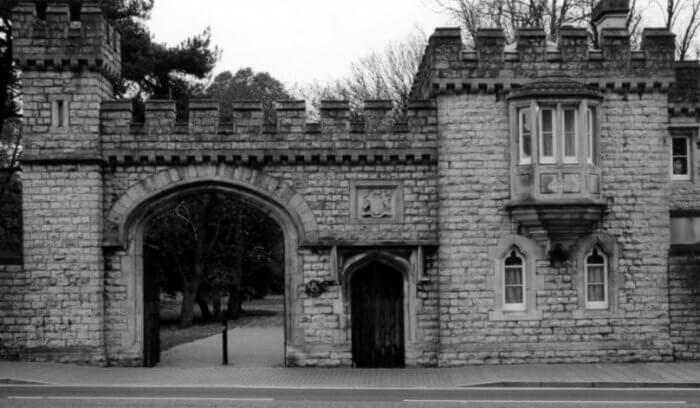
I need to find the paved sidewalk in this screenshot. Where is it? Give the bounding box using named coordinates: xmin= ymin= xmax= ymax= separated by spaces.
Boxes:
xmin=1 ymin=361 xmax=700 ymax=388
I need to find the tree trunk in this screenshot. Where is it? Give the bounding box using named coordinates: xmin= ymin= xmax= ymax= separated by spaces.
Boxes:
xmin=180 ymin=264 xmax=204 ymax=328
xmin=180 ymin=285 xmax=197 ymax=328
xmin=212 ymin=296 xmax=222 ymax=321
xmin=227 ymin=286 xmax=242 ymax=319
xmin=196 ymin=294 xmax=212 ymax=322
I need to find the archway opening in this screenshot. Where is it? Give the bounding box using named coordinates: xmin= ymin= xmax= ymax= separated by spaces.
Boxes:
xmin=140 ymin=191 xmax=285 ymax=367
xmin=350 ymin=262 xmax=405 ymax=368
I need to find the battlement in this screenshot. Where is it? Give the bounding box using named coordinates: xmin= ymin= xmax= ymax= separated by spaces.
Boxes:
xmin=12 ymin=2 xmax=121 ymax=79
xmin=99 ymin=99 xmax=438 ymax=165
xmin=100 ymin=99 xmax=437 ymax=136
xmin=411 ymin=23 xmax=677 ymax=99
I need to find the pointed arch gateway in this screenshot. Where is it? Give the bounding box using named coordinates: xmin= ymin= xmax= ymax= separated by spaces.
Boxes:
xmin=105 ymin=164 xmax=318 ymax=366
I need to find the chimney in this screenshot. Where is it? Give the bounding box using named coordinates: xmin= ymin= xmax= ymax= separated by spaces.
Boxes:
xmin=591 ymin=0 xmax=629 ymax=45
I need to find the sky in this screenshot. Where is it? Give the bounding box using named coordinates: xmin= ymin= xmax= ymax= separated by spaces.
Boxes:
xmin=147 ymin=0 xmax=450 ymax=87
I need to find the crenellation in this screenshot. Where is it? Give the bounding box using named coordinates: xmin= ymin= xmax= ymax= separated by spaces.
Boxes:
xmin=100 ymin=101 xmax=132 ymax=135
xmin=363 ymin=100 xmax=392 ymax=133
xmin=188 ymin=99 xmax=219 ymax=134
xmin=600 ymin=28 xmax=631 ymax=65
xmin=276 ymin=100 xmax=306 ymax=133
xmin=45 ymin=3 xmax=70 ymax=39
xmin=558 ymin=26 xmax=589 ymax=62
xmin=144 ymin=100 xmax=175 ymax=135
xmin=232 ymin=100 xmax=263 ymax=134
xmin=476 ymin=28 xmax=506 ymax=64
xmin=320 ymin=100 xmax=351 ymax=133
xmin=642 ymin=28 xmax=676 ymax=69
xmin=516 ymin=28 xmax=547 ymax=63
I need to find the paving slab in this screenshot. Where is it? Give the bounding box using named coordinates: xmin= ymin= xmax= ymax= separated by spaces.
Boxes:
xmin=2 ymin=361 xmax=700 ymax=388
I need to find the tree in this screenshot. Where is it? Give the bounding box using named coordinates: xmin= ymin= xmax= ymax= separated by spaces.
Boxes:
xmin=205 ymin=68 xmax=290 ymax=122
xmin=292 ymin=30 xmax=426 ymax=118
xmin=145 ymin=194 xmax=283 ymax=328
xmin=657 ymin=0 xmax=700 ymax=59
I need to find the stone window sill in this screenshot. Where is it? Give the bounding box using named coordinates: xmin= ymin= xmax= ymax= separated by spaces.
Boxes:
xmin=488 ymin=310 xmax=542 ymax=321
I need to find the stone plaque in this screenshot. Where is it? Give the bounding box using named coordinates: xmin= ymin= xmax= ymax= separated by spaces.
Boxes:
xmin=540 ymin=174 xmax=558 ymax=194
xmin=562 ymin=173 xmax=581 ymax=193
xmin=350 ymin=182 xmax=403 ymax=223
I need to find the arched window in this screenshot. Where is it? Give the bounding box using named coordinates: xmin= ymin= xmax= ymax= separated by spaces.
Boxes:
xmin=504 ymin=248 xmax=525 ymax=311
xmin=585 ymin=248 xmax=608 ymax=309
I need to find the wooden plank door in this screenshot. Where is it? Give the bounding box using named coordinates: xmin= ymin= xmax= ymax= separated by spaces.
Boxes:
xmin=143 ymin=269 xmax=160 ymax=367
xmin=351 ymin=263 xmax=404 ymax=368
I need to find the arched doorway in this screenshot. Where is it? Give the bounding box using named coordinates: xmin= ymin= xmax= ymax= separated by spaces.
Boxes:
xmin=106 ymin=165 xmax=318 ymax=367
xmin=350 ymin=262 xmax=405 ymax=368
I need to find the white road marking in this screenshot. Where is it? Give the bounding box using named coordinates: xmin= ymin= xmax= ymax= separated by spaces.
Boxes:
xmin=404 ymin=399 xmax=686 ymax=405
xmin=8 ymin=396 xmax=274 ymax=402
xmin=2 ymin=384 xmax=700 ymax=391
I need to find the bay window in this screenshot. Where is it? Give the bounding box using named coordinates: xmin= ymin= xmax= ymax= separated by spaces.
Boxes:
xmin=516 ymin=103 xmax=597 ymax=166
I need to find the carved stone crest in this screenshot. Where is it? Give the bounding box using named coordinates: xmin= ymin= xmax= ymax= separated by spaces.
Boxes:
xmin=359 ymin=189 xmax=394 ymax=219
xmin=350 ymin=182 xmax=403 ymax=223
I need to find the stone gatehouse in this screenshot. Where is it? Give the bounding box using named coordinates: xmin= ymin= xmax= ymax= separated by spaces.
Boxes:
xmin=2 ymin=0 xmax=700 ymax=367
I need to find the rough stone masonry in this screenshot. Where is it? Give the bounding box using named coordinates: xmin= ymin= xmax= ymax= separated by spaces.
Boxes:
xmin=1 ymin=0 xmax=700 ymax=367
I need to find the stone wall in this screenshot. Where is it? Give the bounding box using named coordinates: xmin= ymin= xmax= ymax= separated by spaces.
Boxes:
xmin=435 ymin=92 xmax=673 ymax=365
xmin=16 ymin=163 xmax=105 ymax=364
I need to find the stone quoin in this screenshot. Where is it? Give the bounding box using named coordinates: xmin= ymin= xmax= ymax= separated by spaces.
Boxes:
xmin=2 ymin=0 xmax=700 ymax=367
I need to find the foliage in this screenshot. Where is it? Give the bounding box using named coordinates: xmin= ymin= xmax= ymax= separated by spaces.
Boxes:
xmin=292 ymin=29 xmax=426 ymax=118
xmin=145 ymin=193 xmax=283 ymax=327
xmin=657 ymin=0 xmax=700 ymax=59
xmin=205 ymin=68 xmax=290 ymax=123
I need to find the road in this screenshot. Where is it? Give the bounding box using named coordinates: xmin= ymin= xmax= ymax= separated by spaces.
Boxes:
xmin=2 ymin=385 xmax=700 ymax=407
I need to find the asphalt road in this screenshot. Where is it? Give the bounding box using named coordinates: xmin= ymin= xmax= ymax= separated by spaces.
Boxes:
xmin=1 ymin=385 xmax=700 ymax=407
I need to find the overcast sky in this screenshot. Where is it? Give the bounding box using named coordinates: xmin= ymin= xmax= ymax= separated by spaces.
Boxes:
xmin=147 ymin=0 xmax=450 ymax=87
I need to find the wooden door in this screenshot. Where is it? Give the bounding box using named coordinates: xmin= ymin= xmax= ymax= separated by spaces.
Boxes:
xmin=143 ymin=269 xmax=160 ymax=367
xmin=351 ymin=263 xmax=404 ymax=368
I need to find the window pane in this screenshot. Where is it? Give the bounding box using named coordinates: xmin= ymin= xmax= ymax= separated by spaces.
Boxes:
xmin=587 ymin=250 xmax=604 ymax=265
xmin=673 ymin=158 xmax=689 ymax=175
xmin=672 ymin=137 xmax=690 ymax=177
xmin=541 ymin=109 xmax=554 ymax=158
xmin=673 ymin=137 xmax=688 ymax=156
xmin=505 ymin=250 xmax=523 ymax=266
xmin=520 ymin=109 xmax=531 ymax=159
xmin=505 ymin=267 xmax=522 ymax=285
xmin=505 ymin=286 xmax=523 ymax=304
xmin=587 ymin=265 xmax=604 ymax=284
xmin=587 ymin=108 xmax=596 ymax=163
xmin=587 ymin=284 xmax=605 ymax=302
xmin=564 ymin=109 xmax=576 ymax=157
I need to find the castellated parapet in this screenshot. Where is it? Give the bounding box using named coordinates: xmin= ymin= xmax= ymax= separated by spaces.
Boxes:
xmin=99 ymin=99 xmax=438 ymax=166
xmin=411 ymin=24 xmax=678 ymax=99
xmin=12 ymin=2 xmax=121 ymax=79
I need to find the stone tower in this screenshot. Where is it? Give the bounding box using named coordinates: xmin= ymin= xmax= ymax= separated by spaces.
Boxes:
xmin=11 ymin=2 xmax=120 ymax=363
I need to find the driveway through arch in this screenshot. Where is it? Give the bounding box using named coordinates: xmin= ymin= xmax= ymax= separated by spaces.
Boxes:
xmin=105 ymin=163 xmax=318 ymax=366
